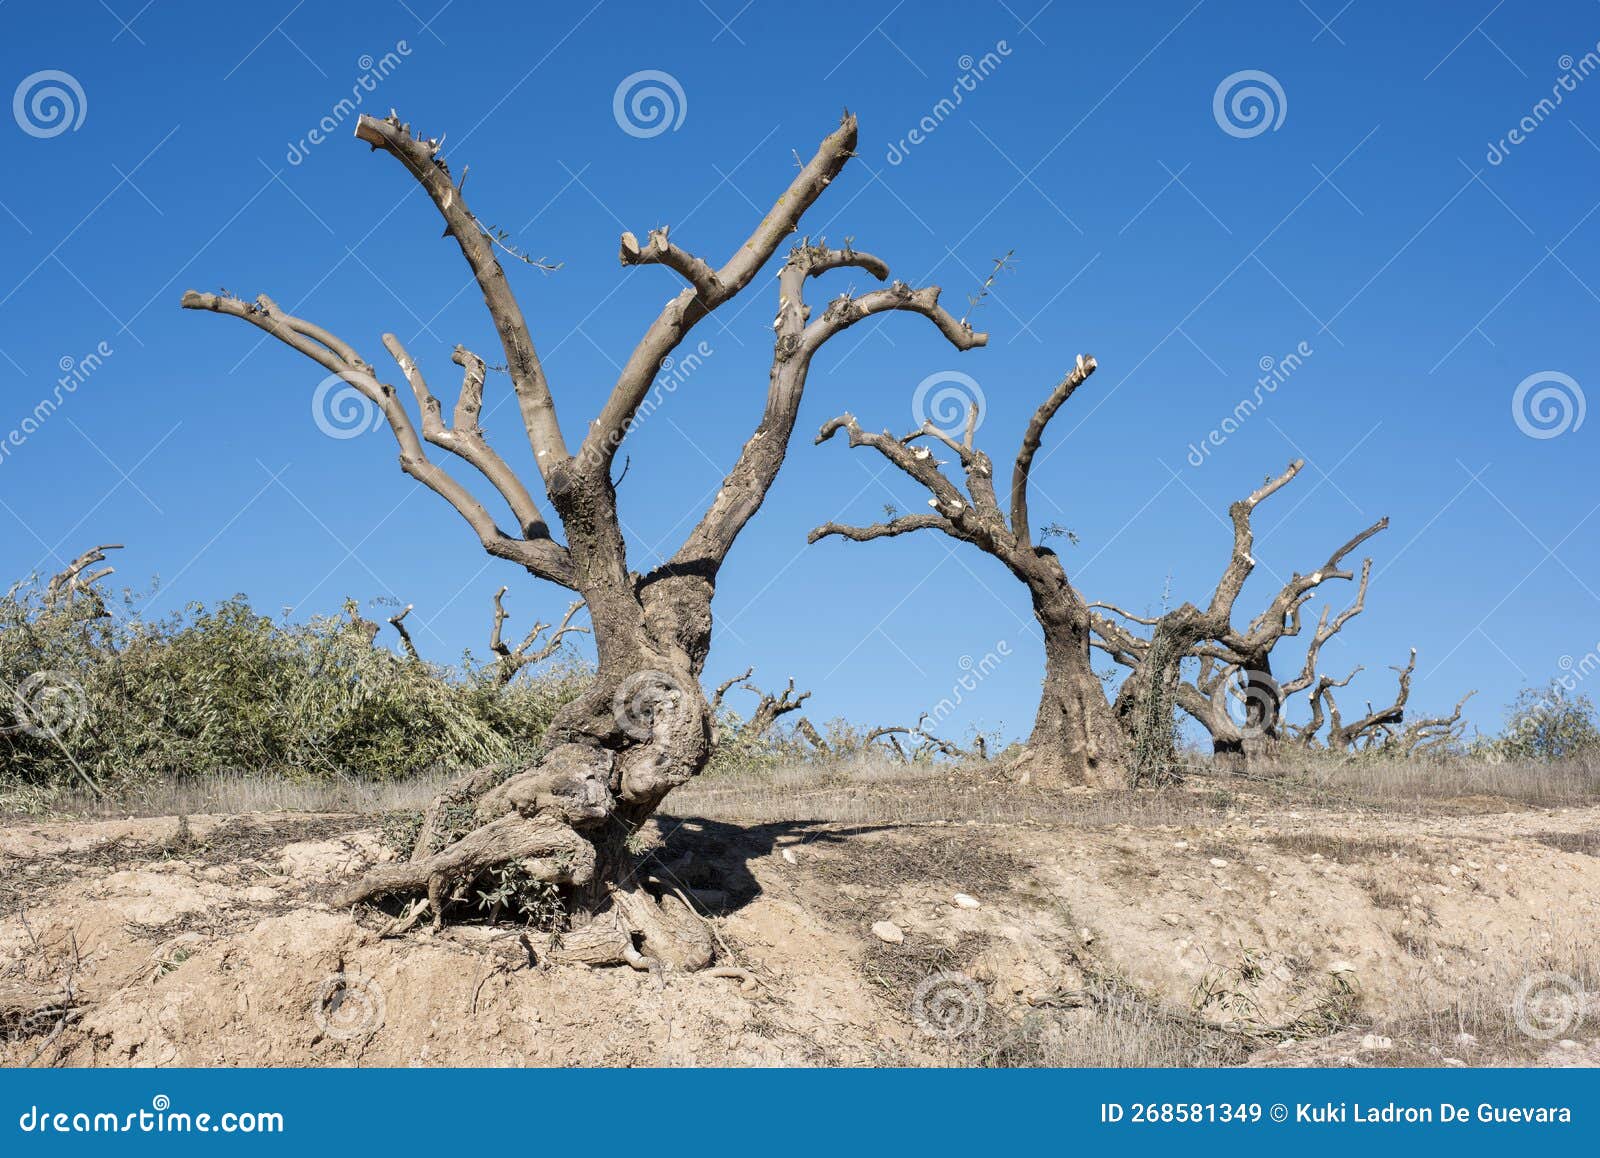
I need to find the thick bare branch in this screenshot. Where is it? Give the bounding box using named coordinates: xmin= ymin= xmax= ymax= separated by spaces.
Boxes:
xmin=1295 ymin=664 xmax=1362 ymax=744
xmin=353 ymin=113 xmax=569 ymax=479
xmin=808 ymin=512 xmax=955 ymax=545
xmin=1277 ymin=558 xmax=1372 ymax=699
xmin=589 ymin=115 xmax=867 ymax=473
xmin=382 ymin=334 xmax=549 ymax=540
xmin=1011 ymin=354 xmax=1096 ymax=547
xmin=1206 ymin=459 xmax=1305 ymax=622
xmin=1220 ymin=516 xmax=1390 ymax=659
xmin=808 ymin=413 xmax=990 ymax=548
xmin=671 ymin=272 xmax=986 ymax=574
xmin=618 ymin=227 xmax=723 ymax=301
xmin=179 ymin=291 xmax=575 ymax=587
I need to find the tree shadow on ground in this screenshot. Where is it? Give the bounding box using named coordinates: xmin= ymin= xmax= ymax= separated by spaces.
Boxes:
xmin=646 ymin=814 xmax=904 ymax=915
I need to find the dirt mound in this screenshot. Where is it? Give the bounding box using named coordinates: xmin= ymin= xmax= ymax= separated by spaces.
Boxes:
xmin=2 ymin=786 xmax=1597 ymax=1066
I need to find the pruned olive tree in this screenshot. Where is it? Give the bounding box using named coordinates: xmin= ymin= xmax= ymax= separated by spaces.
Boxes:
xmin=808 ymin=355 xmax=1126 ymax=788
xmin=1089 ymin=461 xmax=1387 ymax=780
xmin=1099 ymin=535 xmax=1474 ymax=765
xmin=181 ymin=111 xmax=986 ymax=968
xmin=708 ymin=667 xmax=812 ymax=747
xmin=1288 ymin=646 xmax=1476 ymax=756
xmin=1157 ymin=558 xmax=1372 ymax=765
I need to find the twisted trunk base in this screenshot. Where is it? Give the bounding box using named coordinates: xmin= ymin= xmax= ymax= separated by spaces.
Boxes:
xmin=336 ymin=656 xmax=718 ymax=971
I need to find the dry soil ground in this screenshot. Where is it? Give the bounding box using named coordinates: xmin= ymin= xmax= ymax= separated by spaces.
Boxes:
xmin=1 ymin=758 xmax=1596 ymax=1067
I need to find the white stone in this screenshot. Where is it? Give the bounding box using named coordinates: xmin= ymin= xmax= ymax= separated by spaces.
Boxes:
xmin=952 ymin=893 xmax=980 ymax=909
xmin=871 ymin=920 xmax=904 ymax=944
xmin=781 ymin=848 xmax=797 ymax=865
xmin=1360 ymin=1033 xmax=1393 ymax=1051
xmin=1209 ymin=858 xmax=1228 ymax=868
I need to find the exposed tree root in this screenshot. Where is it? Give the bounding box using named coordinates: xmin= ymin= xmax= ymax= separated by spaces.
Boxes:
xmin=708 ymin=966 xmax=759 ymax=994
xmin=336 ymin=813 xmax=595 ymax=926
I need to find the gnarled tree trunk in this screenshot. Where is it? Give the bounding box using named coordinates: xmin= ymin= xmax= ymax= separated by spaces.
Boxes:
xmin=1011 ymin=589 xmax=1125 ymax=787
xmin=182 ymin=109 xmax=986 ymax=967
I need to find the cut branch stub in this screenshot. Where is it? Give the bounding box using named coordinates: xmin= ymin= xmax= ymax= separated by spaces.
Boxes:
xmin=45 ymin=544 xmax=122 ymax=611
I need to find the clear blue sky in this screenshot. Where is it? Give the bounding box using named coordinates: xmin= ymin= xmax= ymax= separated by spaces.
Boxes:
xmin=3 ymin=0 xmax=1598 ymax=745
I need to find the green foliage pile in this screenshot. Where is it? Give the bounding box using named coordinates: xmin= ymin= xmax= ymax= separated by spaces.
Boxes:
xmin=0 ymin=571 xmax=589 ymax=801
xmin=1476 ymin=678 xmax=1600 ymax=763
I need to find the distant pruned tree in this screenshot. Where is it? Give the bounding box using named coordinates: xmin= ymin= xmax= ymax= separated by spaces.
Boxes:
xmin=808 ymin=355 xmax=1124 ymax=788
xmin=1089 ymin=461 xmax=1388 ymax=780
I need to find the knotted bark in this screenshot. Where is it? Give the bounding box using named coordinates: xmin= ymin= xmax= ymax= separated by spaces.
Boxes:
xmin=181 ymin=108 xmax=986 ymax=965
